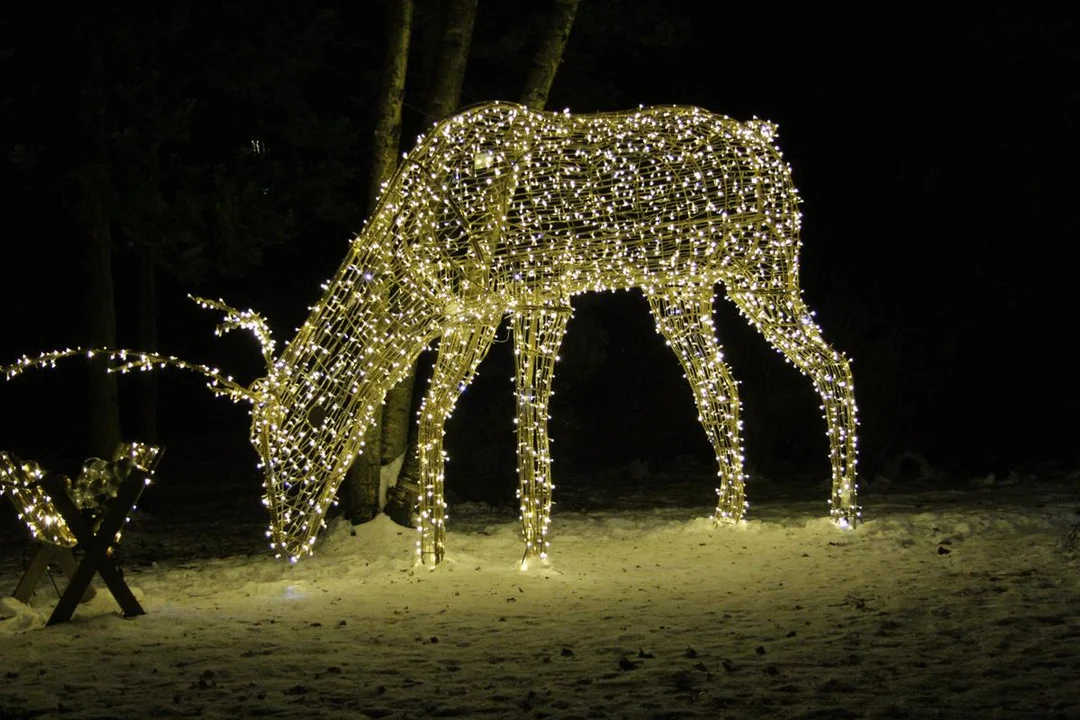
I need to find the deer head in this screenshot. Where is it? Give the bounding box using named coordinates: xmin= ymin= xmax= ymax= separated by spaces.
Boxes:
xmin=192 ymin=254 xmax=439 ymax=561
xmin=188 ymin=297 xmax=302 ymax=542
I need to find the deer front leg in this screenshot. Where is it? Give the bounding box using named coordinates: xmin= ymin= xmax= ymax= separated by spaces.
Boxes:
xmin=512 ymin=305 xmax=571 ymax=564
xmin=417 ymin=323 xmax=499 ymax=565
xmin=646 ymin=287 xmax=748 ymax=522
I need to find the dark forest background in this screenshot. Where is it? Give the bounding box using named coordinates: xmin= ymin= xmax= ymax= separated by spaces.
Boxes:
xmin=0 ymin=2 xmax=1076 ymax=504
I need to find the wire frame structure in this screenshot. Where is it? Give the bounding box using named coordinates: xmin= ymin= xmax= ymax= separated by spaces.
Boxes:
xmin=250 ymin=101 xmax=858 ymax=563
xmin=4 ymin=102 xmax=858 ymax=564
xmin=0 ymin=442 xmax=163 ymax=548
xmin=0 ymin=453 xmax=76 ymax=547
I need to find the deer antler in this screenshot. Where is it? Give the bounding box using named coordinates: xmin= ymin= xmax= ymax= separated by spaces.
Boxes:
xmin=1 ymin=347 xmax=257 ymax=404
xmin=190 ymin=295 xmax=277 ymax=370
xmin=2 ymin=298 xmax=279 ymax=407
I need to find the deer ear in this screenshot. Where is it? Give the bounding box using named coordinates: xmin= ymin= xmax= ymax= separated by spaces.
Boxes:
xmin=745 ymin=118 xmax=779 ymax=145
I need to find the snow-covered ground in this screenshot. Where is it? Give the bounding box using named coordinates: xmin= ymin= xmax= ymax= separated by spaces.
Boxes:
xmin=1 ymin=467 xmax=1078 ymax=719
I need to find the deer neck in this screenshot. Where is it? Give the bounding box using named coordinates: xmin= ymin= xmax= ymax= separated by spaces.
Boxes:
xmin=276 ymin=237 xmax=440 ymax=427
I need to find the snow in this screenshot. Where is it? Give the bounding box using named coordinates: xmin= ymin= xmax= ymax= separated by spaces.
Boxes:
xmin=1 ymin=469 xmax=1078 ymax=719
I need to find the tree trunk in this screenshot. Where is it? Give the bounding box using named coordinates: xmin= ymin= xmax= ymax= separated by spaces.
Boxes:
xmin=391 ymin=0 xmax=579 ymax=507
xmin=131 ymin=245 xmax=158 ymax=443
xmin=342 ymin=0 xmax=414 ymax=522
xmin=376 ymin=0 xmax=477 ymax=524
xmin=368 ymin=0 xmax=413 ymax=213
xmin=347 ymin=408 xmax=384 ymax=524
xmin=420 ymin=0 xmax=477 ymax=124
xmin=73 ymin=3 xmax=122 ymax=458
xmin=519 ymin=0 xmax=580 ymax=110
xmin=383 ymin=397 xmax=423 ymax=526
xmin=78 ymin=212 xmax=122 ymax=458
xmin=380 ymin=372 xmax=416 ymax=466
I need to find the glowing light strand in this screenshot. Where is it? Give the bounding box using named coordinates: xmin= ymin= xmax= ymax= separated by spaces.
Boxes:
xmin=0 ymin=442 xmax=163 ymax=548
xmin=2 ymin=345 xmax=255 ymax=404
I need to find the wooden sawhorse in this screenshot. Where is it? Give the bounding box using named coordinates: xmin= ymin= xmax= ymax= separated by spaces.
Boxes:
xmin=36 ymin=470 xmax=150 ymax=625
xmin=2 ymin=445 xmax=159 ymax=625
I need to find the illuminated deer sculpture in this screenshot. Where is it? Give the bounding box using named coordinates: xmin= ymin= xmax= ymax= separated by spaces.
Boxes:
xmin=5 ymin=102 xmax=858 ymax=565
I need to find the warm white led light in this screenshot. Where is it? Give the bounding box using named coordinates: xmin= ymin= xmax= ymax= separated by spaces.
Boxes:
xmin=4 ymin=102 xmax=859 ymax=564
xmin=0 ymin=442 xmax=162 ymax=547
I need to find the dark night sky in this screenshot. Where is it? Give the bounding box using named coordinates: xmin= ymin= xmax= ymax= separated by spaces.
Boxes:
xmin=0 ymin=3 xmax=1076 ymax=490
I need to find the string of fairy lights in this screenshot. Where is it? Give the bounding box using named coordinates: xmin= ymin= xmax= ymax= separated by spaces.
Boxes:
xmin=0 ymin=442 xmax=162 ymax=548
xmin=2 ymin=101 xmax=859 ymax=565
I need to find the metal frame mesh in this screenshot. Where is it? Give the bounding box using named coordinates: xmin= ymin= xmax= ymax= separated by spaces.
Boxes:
xmin=3 ymin=103 xmax=859 ymax=564
xmin=255 ymin=102 xmax=858 ymax=562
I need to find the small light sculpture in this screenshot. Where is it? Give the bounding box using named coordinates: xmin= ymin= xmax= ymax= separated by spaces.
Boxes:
xmin=0 ymin=441 xmax=162 ymax=547
xmin=0 ymin=453 xmax=76 ymax=548
xmin=4 ymin=102 xmax=858 ymax=565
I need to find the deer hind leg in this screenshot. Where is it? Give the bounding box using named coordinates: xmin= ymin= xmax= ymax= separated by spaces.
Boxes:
xmin=726 ymin=288 xmax=859 ymax=526
xmin=417 ymin=323 xmax=499 ymax=565
xmin=645 ymin=286 xmax=748 ymax=523
xmin=511 ymin=305 xmax=571 ymax=563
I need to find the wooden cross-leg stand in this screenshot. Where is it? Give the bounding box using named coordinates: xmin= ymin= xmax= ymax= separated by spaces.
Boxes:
xmin=12 ymin=543 xmax=96 ymax=605
xmin=36 ymin=472 xmax=149 ymax=625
